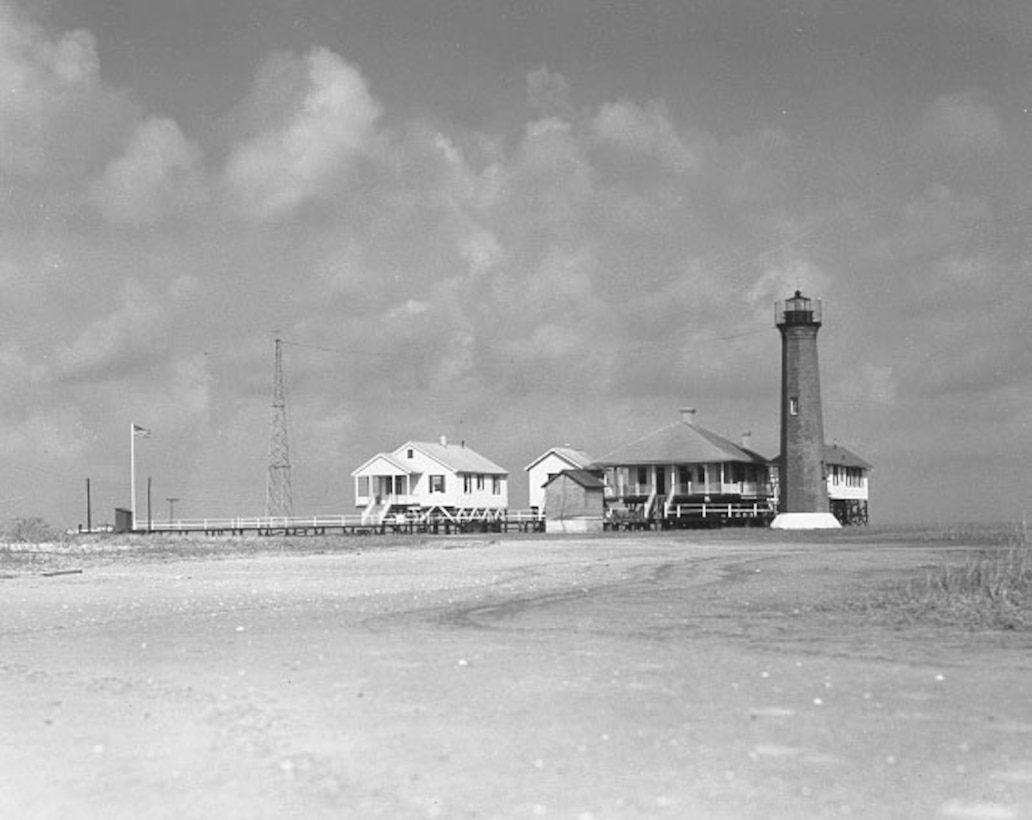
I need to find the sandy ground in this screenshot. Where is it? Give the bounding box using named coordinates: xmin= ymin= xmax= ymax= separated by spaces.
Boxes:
xmin=1 ymin=534 xmax=1030 ymax=820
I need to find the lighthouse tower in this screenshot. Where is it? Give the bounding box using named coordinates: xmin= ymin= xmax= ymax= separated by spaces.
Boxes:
xmin=771 ymin=290 xmax=841 ymax=530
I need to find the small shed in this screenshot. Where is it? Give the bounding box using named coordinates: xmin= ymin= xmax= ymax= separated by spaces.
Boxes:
xmin=544 ymin=469 xmax=605 ymax=534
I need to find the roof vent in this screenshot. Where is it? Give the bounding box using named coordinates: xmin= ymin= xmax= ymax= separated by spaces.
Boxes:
xmin=680 ymin=407 xmax=697 ymax=425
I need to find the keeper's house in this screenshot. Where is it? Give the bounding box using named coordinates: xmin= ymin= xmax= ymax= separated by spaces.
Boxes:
xmin=524 ymin=446 xmax=595 ymax=513
xmin=824 ymin=442 xmax=871 ymax=525
xmin=593 ymin=408 xmax=775 ymax=528
xmin=770 ymin=442 xmax=872 ymax=525
xmin=352 ymin=437 xmax=508 ymax=525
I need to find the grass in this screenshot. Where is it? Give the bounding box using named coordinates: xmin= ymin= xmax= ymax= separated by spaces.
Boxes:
xmin=5 ymin=520 xmax=1031 ymax=630
xmin=845 ymin=521 xmax=1032 ymax=630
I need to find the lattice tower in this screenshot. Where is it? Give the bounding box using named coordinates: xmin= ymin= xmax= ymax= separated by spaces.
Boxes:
xmin=265 ymin=337 xmax=293 ymax=518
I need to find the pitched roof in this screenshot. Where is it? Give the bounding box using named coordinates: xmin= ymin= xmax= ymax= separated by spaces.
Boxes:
xmin=524 ymin=446 xmax=594 ymax=472
xmin=772 ymin=442 xmax=872 ymax=470
xmin=402 ymin=441 xmax=508 ymax=475
xmin=824 ymin=442 xmax=872 ymax=470
xmin=544 ymin=468 xmax=605 ymax=489
xmin=592 ymin=419 xmax=768 ymax=466
xmin=350 ymin=451 xmax=413 ymax=477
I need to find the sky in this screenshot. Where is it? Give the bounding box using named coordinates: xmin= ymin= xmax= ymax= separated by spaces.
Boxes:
xmin=2 ymin=0 xmax=1030 ymax=528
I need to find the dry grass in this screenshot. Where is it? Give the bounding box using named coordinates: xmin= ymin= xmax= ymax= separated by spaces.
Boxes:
xmin=844 ymin=521 xmax=1032 ymax=630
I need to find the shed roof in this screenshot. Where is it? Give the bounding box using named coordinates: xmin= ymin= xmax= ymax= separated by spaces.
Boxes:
xmin=524 ymin=446 xmax=594 ymax=472
xmin=592 ymin=418 xmax=768 ymax=467
xmin=544 ymin=469 xmax=606 ymax=490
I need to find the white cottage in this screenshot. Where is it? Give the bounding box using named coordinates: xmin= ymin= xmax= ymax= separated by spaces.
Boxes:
xmin=824 ymin=442 xmax=871 ymax=525
xmin=524 ymin=446 xmax=595 ymax=513
xmin=352 ymin=437 xmax=509 ymax=524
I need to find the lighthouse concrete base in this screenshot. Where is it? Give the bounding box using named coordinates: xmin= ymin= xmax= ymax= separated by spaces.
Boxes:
xmin=770 ymin=512 xmax=842 ymax=530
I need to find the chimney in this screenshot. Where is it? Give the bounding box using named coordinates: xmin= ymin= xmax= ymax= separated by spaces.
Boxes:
xmin=440 ymin=435 xmax=448 ymax=447
xmin=680 ymin=407 xmax=696 ymax=425
xmin=740 ymin=430 xmax=752 ymax=449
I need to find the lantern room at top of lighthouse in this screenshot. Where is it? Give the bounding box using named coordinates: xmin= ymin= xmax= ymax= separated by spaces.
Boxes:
xmin=775 ymin=290 xmax=822 ymax=328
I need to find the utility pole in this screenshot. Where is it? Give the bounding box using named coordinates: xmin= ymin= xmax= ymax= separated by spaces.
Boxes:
xmin=85 ymin=477 xmax=92 ymax=533
xmin=265 ymin=337 xmax=293 ymax=519
xmin=166 ymin=497 xmax=179 ymax=522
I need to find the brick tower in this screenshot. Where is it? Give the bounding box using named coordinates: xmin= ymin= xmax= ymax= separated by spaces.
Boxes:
xmin=771 ymin=290 xmax=841 ymax=529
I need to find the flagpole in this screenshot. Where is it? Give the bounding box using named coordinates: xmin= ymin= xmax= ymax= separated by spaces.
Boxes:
xmin=130 ymin=423 xmax=136 ymax=531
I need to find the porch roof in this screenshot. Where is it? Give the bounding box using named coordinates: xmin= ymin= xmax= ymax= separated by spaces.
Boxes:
xmin=592 ymin=418 xmax=768 ymax=467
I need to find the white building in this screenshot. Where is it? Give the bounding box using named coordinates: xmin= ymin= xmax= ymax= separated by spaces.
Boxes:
xmin=524 ymin=446 xmax=594 ymax=513
xmin=824 ymin=442 xmax=871 ymax=525
xmin=352 ymin=438 xmax=509 ymax=524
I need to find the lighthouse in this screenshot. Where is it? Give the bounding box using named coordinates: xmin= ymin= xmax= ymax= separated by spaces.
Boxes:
xmin=771 ymin=290 xmax=841 ymax=530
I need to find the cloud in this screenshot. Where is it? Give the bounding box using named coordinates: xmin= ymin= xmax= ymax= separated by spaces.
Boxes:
xmin=591 ymin=98 xmax=700 ymax=174
xmin=222 ymin=48 xmax=382 ymax=221
xmin=867 ymin=184 xmax=990 ymax=268
xmin=55 ymin=279 xmax=174 ymax=379
xmin=0 ymin=2 xmax=133 ymax=178
xmin=527 ymin=65 xmax=574 ymax=117
xmin=746 ymin=256 xmax=832 ymax=317
xmin=90 ymin=117 xmax=208 ymax=225
xmin=920 ymin=91 xmax=1004 ymax=155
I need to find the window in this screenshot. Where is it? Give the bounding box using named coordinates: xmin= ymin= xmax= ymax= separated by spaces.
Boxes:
xmin=463 ymin=475 xmax=473 ymax=494
xmin=476 ymin=474 xmax=485 ymax=491
xmin=407 ymin=448 xmax=414 ymax=459
xmin=358 ymin=476 xmax=370 ymax=497
xmin=789 ymin=397 xmax=799 ymax=416
xmin=430 ymin=475 xmax=445 ymax=493
xmin=492 ymin=476 xmax=501 ymax=495
xmin=395 ymin=475 xmax=407 ymax=494
xmin=637 ymin=467 xmax=648 ymax=487
xmin=732 ymin=463 xmax=745 ymax=483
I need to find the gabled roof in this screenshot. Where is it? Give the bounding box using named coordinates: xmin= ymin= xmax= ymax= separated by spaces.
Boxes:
xmin=350 ymin=452 xmax=412 ymax=477
xmin=824 ymin=442 xmax=872 ymax=470
xmin=544 ymin=469 xmax=605 ymax=490
xmin=524 ymin=446 xmax=594 ymax=472
xmin=400 ymin=441 xmax=508 ymax=475
xmin=592 ymin=419 xmax=768 ymax=467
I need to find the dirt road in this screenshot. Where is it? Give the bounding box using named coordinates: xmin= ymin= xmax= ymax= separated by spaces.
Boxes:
xmin=1 ymin=535 xmax=1030 ymax=819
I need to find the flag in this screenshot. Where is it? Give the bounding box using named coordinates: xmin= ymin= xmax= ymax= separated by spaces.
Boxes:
xmin=132 ymin=424 xmax=151 ymax=438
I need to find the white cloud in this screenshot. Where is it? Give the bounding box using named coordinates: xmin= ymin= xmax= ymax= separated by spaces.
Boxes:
xmin=920 ymin=91 xmax=1004 ymax=155
xmin=91 ymin=116 xmax=207 ymax=225
xmin=223 ymin=48 xmax=381 ymax=221
xmin=592 ymin=98 xmax=700 ymax=174
xmin=746 ymin=256 xmax=831 ymax=318
xmin=527 ymin=65 xmax=573 ymax=117
xmin=55 ymin=280 xmax=165 ymax=377
xmin=459 ymin=229 xmax=503 ymax=276
xmin=0 ymin=2 xmax=99 ymax=175
xmin=53 ymin=277 xmax=198 ymax=380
